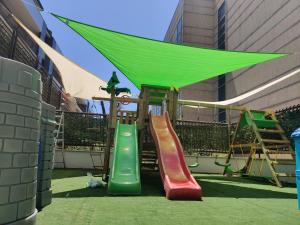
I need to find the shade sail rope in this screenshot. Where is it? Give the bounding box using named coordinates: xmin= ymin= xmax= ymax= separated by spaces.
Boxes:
xmin=53 ymin=14 xmax=288 ymax=89
xmin=181 ymin=67 xmax=300 ymax=108
xmin=12 ymin=14 xmax=110 ymax=100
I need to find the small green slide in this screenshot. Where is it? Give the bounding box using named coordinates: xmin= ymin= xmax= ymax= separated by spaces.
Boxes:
xmin=107 ymin=121 xmax=141 ymax=195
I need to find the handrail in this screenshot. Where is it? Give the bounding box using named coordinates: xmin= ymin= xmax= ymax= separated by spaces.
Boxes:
xmin=177 ymin=99 xmax=248 ymax=111
xmin=92 ymin=96 xmax=140 ymax=103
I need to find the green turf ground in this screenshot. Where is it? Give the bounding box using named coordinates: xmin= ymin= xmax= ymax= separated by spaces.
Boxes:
xmin=37 ymin=170 xmax=299 ymax=225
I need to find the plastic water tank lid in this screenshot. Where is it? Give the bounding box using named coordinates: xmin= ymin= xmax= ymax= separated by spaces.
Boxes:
xmin=291 ymin=128 xmax=300 ymax=138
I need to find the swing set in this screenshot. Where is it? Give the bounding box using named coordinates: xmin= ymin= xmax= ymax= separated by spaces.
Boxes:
xmin=179 ymin=100 xmax=295 ymax=187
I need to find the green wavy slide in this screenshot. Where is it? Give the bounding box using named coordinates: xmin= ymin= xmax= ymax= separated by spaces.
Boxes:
xmin=107 ymin=121 xmax=141 ymax=195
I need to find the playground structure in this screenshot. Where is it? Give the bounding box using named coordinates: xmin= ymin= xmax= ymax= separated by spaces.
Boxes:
xmin=92 ymin=85 xmax=204 ymax=199
xmin=85 ymin=80 xmax=296 ymax=199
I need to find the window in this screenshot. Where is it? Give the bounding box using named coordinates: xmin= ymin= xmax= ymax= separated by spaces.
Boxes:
xmin=217 ymin=1 xmax=226 ymax=122
xmin=176 ymin=17 xmax=183 ymax=43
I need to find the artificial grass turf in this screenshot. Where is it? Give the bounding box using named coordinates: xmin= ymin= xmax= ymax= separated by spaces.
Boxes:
xmin=37 ymin=170 xmax=299 ymax=225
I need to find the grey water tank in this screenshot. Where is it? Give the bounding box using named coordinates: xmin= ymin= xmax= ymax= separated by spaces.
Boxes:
xmin=36 ymin=102 xmax=56 ymax=210
xmin=0 ymin=57 xmax=42 ymax=225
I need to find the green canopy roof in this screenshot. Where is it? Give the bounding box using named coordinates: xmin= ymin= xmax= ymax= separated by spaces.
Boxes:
xmin=54 ymin=14 xmax=287 ymax=89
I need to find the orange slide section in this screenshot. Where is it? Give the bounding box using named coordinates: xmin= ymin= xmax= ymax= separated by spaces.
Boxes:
xmin=150 ymin=112 xmax=202 ymax=200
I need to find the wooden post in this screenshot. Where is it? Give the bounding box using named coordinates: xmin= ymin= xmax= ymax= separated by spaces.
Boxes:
xmin=138 ymin=87 xmax=147 ymax=160
xmin=172 ymin=88 xmax=178 ymax=125
xmin=167 ymin=88 xmax=178 ymax=125
xmin=103 ymin=88 xmax=116 ymax=181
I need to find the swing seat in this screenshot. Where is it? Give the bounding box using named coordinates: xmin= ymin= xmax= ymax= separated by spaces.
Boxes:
xmin=214 ymin=161 xmax=231 ymax=167
xmin=188 ymin=163 xmax=199 ymax=168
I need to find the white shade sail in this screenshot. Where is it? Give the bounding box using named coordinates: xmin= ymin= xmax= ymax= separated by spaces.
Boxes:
xmin=183 ymin=67 xmax=300 ymax=108
xmin=13 ymin=15 xmax=110 ymax=99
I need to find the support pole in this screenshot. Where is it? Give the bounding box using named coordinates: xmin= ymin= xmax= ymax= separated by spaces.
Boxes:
xmin=103 ymin=88 xmax=116 ymax=181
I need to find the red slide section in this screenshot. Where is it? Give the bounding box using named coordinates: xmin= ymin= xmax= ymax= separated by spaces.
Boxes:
xmin=150 ymin=112 xmax=202 ymax=200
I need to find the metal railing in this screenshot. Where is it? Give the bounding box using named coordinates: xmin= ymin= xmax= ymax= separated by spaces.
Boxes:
xmin=176 ymin=120 xmax=230 ymax=155
xmin=63 ymin=112 xmax=108 ymax=147
xmin=62 ymin=112 xmax=230 ymax=154
xmin=61 ymin=103 xmax=300 ymax=153
xmin=0 ymin=15 xmax=13 ymax=58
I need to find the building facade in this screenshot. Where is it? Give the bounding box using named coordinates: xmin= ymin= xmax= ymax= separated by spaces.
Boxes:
xmin=165 ymin=0 xmax=300 ymax=122
xmin=0 ymin=0 xmax=63 ymax=109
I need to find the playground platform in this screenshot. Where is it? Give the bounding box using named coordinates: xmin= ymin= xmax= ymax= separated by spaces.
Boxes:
xmin=37 ymin=169 xmax=298 ymax=225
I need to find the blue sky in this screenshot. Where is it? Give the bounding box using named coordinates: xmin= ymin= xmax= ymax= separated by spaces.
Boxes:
xmin=40 ymin=0 xmax=179 ymax=99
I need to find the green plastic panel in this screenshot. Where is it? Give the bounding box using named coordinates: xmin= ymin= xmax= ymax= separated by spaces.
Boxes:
xmin=254 ymin=119 xmax=278 ymax=129
xmin=108 ymin=121 xmax=141 ymax=195
xmin=240 ymin=111 xmax=278 ymax=129
xmin=53 ymin=14 xmax=287 ymax=89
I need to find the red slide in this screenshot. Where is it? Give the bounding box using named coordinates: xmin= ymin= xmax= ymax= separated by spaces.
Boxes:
xmin=150 ymin=112 xmax=202 ymax=200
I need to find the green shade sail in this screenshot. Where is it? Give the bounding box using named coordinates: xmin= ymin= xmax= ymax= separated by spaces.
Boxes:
xmin=54 ymin=14 xmax=287 ymax=89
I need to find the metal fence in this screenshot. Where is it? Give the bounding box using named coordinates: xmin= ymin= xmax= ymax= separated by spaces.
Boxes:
xmin=276 ymin=104 xmax=300 ymax=142
xmin=64 ymin=112 xmax=108 ymax=147
xmin=63 ymin=112 xmax=230 ymax=154
xmin=0 ymin=2 xmax=63 ymax=109
xmin=175 ymin=120 xmax=230 ymax=154
xmin=62 ymin=103 xmax=300 ymax=153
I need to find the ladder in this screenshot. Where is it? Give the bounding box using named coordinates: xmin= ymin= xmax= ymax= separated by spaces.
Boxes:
xmin=226 ymin=109 xmax=295 ymax=187
xmin=89 ymin=146 xmax=104 ymax=171
xmin=54 ymin=111 xmax=66 ymax=168
xmin=141 ymin=143 xmax=158 ymax=171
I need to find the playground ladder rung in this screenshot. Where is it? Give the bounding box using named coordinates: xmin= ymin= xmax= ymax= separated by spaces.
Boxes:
xmin=141 ymin=166 xmax=159 ymax=171
xmin=142 ymin=156 xmax=157 ymax=160
xmin=92 ymin=166 xmax=103 ymax=169
xmin=230 ymin=144 xmax=260 ymax=148
xmin=257 ymin=129 xmax=284 ymax=134
xmin=143 ymin=149 xmax=156 ymax=153
xmin=142 ymin=159 xmax=157 ymax=163
xmin=266 ymin=150 xmax=294 ymax=154
xmin=263 ymin=144 xmax=290 ymax=149
xmin=142 ymin=153 xmax=157 ymax=157
xmin=142 ymin=162 xmax=157 ymax=165
xmin=262 ymin=139 xmax=290 ymax=144
xmin=141 ymin=161 xmax=157 ymax=165
xmin=275 ymin=172 xmax=295 ymax=177
xmin=230 ymin=144 xmax=289 ymax=150
xmin=142 ymin=151 xmax=157 ymax=155
xmin=271 ymin=160 xmax=296 ymax=165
